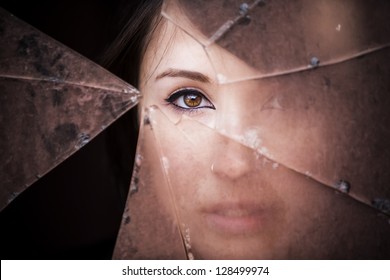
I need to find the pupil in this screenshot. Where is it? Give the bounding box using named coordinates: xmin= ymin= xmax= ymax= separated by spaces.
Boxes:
xmin=184 ymin=93 xmax=201 ymax=107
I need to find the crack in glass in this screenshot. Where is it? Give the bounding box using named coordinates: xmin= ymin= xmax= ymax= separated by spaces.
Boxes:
xmin=162 ymin=0 xmax=390 ymax=83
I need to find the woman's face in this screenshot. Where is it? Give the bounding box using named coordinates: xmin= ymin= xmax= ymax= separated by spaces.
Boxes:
xmin=135 ymin=12 xmax=390 ymax=259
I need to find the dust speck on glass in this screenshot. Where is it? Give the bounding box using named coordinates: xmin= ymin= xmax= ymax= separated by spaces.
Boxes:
xmin=75 ymin=132 xmax=90 ymax=149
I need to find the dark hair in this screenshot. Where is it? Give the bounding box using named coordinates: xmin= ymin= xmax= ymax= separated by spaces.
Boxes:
xmin=101 ymin=0 xmax=164 ymax=87
xmin=99 ymin=0 xmax=164 ymax=203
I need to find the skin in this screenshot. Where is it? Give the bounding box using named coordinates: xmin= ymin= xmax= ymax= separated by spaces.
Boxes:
xmin=136 ymin=16 xmax=389 ymax=259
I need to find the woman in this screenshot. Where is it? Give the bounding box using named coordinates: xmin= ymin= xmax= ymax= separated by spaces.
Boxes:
xmin=105 ymin=0 xmax=390 ymax=259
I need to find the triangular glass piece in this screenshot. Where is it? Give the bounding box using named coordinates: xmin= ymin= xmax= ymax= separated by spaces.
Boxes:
xmin=0 ymin=7 xmax=140 ymax=210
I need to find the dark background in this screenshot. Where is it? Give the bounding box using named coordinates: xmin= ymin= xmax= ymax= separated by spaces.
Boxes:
xmin=0 ymin=0 xmax=138 ymax=259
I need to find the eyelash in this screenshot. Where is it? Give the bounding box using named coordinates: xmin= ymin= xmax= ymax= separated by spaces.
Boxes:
xmin=165 ymin=87 xmax=215 ymax=113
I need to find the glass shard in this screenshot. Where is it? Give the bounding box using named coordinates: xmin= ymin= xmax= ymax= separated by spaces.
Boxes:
xmin=163 ymin=0 xmax=390 ymax=83
xmin=0 ymin=7 xmax=140 ymax=210
xmin=113 ymin=108 xmax=188 ymax=259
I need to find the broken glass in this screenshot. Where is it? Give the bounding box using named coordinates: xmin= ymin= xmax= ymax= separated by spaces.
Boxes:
xmin=114 ymin=0 xmax=390 ymax=259
xmin=162 ymin=0 xmax=390 ymax=83
xmin=0 ymin=7 xmax=140 ymax=210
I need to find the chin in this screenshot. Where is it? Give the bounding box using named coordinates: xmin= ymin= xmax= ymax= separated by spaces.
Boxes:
xmin=189 ymin=232 xmax=286 ymax=259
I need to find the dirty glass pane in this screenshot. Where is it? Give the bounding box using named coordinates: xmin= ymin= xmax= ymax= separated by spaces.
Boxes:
xmin=0 ymin=7 xmax=140 ymax=210
xmin=162 ymin=0 xmax=390 ymax=82
xmin=115 ymin=105 xmax=390 ymax=259
xmin=211 ymin=52 xmax=390 ymax=208
xmin=114 ymin=0 xmax=390 ymax=258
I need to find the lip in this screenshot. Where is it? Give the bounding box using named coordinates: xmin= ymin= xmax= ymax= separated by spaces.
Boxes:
xmin=202 ymin=202 xmax=266 ymax=235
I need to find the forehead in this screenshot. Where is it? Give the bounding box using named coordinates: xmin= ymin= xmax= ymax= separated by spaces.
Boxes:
xmin=141 ymin=16 xmax=259 ymax=84
xmin=140 ymin=16 xmax=216 ymax=85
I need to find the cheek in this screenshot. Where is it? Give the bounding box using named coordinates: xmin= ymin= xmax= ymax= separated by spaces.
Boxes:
xmin=141 ymin=115 xmax=212 ymax=208
xmin=159 ymin=126 xmax=212 ymax=205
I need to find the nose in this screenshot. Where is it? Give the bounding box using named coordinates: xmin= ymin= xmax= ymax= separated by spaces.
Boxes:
xmin=210 ymin=135 xmax=254 ymax=180
xmin=210 ymin=83 xmax=259 ymax=180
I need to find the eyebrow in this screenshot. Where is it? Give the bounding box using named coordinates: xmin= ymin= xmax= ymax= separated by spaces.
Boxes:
xmin=155 ymin=68 xmax=211 ymax=83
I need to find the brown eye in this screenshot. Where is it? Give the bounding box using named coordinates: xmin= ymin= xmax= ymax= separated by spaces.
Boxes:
xmin=184 ymin=93 xmax=202 ymax=107
xmin=166 ymin=88 xmax=215 ymax=111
